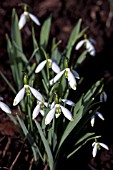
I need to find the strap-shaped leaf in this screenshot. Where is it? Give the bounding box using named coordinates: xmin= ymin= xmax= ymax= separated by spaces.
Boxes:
xmin=17 ymin=115 xmax=44 ymax=162
xmin=11 ymin=8 xmax=23 ymax=50
xmin=83 ymin=80 xmax=102 ymax=103
xmin=32 ymin=26 xmax=41 ymax=63
xmin=65 ymin=19 xmax=87 ymax=60
xmin=57 ymin=96 xmax=84 ymax=152
xmin=40 ymin=16 xmax=52 ymax=48
xmin=34 ymin=120 xmax=54 ymax=170
xmin=75 ymin=50 xmax=88 ymax=66
xmin=67 ymin=132 xmax=95 ymax=158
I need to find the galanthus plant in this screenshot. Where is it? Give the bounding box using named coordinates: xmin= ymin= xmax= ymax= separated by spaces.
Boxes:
xmin=0 ymin=6 xmax=109 ymax=170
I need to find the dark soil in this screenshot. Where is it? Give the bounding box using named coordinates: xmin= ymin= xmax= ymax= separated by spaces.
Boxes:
xmin=1 ymin=0 xmax=113 ymax=169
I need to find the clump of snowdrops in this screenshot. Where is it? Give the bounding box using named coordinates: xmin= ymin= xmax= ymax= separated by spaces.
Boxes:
xmin=0 ymin=5 xmax=109 ymax=170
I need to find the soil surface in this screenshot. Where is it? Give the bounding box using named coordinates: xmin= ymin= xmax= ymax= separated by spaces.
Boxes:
xmin=1 ymin=0 xmax=113 ymax=169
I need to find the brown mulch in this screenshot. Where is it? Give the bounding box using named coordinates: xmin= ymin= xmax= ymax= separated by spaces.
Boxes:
xmin=1 ymin=0 xmax=113 ymax=169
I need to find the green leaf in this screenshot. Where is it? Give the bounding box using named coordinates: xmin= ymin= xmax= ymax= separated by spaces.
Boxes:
xmin=57 ymin=95 xmax=84 ymax=152
xmin=32 ymin=26 xmax=41 ymax=63
xmin=17 ymin=114 xmax=44 ymax=162
xmin=67 ymin=132 xmax=95 ymax=158
xmin=65 ymin=18 xmax=87 ymax=60
xmin=11 ymin=8 xmax=23 ymax=50
xmin=34 ymin=120 xmax=54 ymax=170
xmin=0 ymin=71 xmax=16 ymax=94
xmin=51 ymin=38 xmax=62 ymax=64
xmin=12 ymin=40 xmax=28 ymax=64
xmin=40 ymin=16 xmax=52 ymax=48
xmin=83 ymin=80 xmax=102 ymax=103
xmin=75 ymin=50 xmax=88 ymax=66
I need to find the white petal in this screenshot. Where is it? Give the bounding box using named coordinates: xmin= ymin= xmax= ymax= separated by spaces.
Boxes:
xmin=55 ymin=113 xmax=61 ymax=118
xmin=44 ymin=102 xmax=48 ymax=107
xmin=29 ymin=86 xmax=43 ymax=101
xmin=40 ymin=110 xmax=44 ymax=116
xmin=29 ymin=13 xmax=40 ymax=25
xmin=91 ymin=115 xmax=95 ymax=127
xmin=75 ymin=40 xmax=86 ymax=50
xmin=100 ymin=92 xmax=107 ymax=102
xmin=35 ymin=60 xmax=47 ymax=73
xmin=92 ymin=142 xmax=96 ymax=147
xmin=0 ymin=102 xmax=11 ymax=114
xmin=60 ymin=105 xmax=73 ymax=121
xmin=86 ymin=41 xmax=95 ymax=56
xmin=51 ymin=60 xmax=61 ymax=73
xmin=0 ymin=96 xmax=3 ymax=101
xmin=13 ymin=87 xmax=25 ymax=106
xmin=68 ymin=70 xmax=77 ymax=90
xmin=50 ymin=101 xmax=55 ymax=109
xmin=96 ymin=112 xmax=104 ymax=121
xmin=18 ymin=13 xmax=26 ymax=30
xmin=61 ymin=99 xmax=75 ymax=106
xmin=32 ymin=103 xmax=41 ymax=119
xmin=50 ymin=70 xmax=65 ymax=85
xmin=71 ymin=70 xmax=80 ymax=79
xmin=92 ymin=143 xmax=98 ymax=157
xmin=99 ymin=143 xmax=109 ymax=150
xmin=45 ymin=107 xmax=56 ymax=125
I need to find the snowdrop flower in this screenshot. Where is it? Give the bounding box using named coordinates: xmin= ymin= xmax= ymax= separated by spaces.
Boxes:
xmin=50 ymin=68 xmax=80 ymax=90
xmin=92 ymin=141 xmax=109 ymax=157
xmin=75 ymin=38 xmax=96 ymax=56
xmin=61 ymin=99 xmax=75 ymax=106
xmin=0 ymin=97 xmax=11 ymax=114
xmin=35 ymin=59 xmax=60 ymax=74
xmin=19 ymin=11 xmax=40 ymax=30
xmin=45 ymin=103 xmax=74 ymax=125
xmin=13 ymin=85 xmax=43 ymax=106
xmin=90 ymin=111 xmax=104 ymax=127
xmin=100 ymin=91 xmax=107 ymax=102
xmin=32 ymin=101 xmax=48 ymax=119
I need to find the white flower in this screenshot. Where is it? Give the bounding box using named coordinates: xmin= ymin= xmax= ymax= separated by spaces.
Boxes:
xmin=61 ymin=99 xmax=75 ymax=106
xmin=32 ymin=101 xmax=48 ymax=119
xmin=92 ymin=141 xmax=109 ymax=157
xmin=75 ymin=39 xmax=96 ymax=56
xmin=100 ymin=91 xmax=107 ymax=102
xmin=19 ymin=11 xmax=40 ymax=30
xmin=45 ymin=103 xmax=74 ymax=125
xmin=0 ymin=97 xmax=11 ymax=114
xmin=50 ymin=68 xmax=80 ymax=90
xmin=13 ymin=85 xmax=43 ymax=106
xmin=35 ymin=59 xmax=60 ymax=74
xmin=90 ymin=111 xmax=104 ymax=127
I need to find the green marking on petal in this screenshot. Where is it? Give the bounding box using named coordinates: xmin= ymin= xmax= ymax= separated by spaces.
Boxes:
xmin=73 ymin=85 xmax=76 ymax=90
xmin=47 ymin=59 xmax=51 ymax=68
xmin=56 ymin=106 xmax=61 ymax=114
xmin=71 ymin=117 xmax=74 ymax=121
xmin=65 ymin=70 xmax=68 ymax=78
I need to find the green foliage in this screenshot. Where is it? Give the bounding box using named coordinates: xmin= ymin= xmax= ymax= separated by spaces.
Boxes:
xmin=0 ymin=7 xmax=107 ymax=170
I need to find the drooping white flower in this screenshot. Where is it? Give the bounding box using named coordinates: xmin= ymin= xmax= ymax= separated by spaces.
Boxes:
xmin=0 ymin=97 xmax=11 ymax=114
xmin=75 ymin=39 xmax=96 ymax=56
xmin=19 ymin=11 xmax=40 ymax=30
xmin=13 ymin=85 xmax=43 ymax=106
xmin=92 ymin=141 xmax=109 ymax=157
xmin=50 ymin=68 xmax=80 ymax=90
xmin=32 ymin=101 xmax=48 ymax=119
xmin=100 ymin=91 xmax=107 ymax=102
xmin=61 ymin=99 xmax=75 ymax=106
xmin=90 ymin=110 xmax=104 ymax=127
xmin=45 ymin=103 xmax=74 ymax=125
xmin=35 ymin=59 xmax=60 ymax=74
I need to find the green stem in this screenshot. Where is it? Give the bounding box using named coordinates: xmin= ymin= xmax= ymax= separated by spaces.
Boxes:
xmin=27 ymin=95 xmax=33 ymax=132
